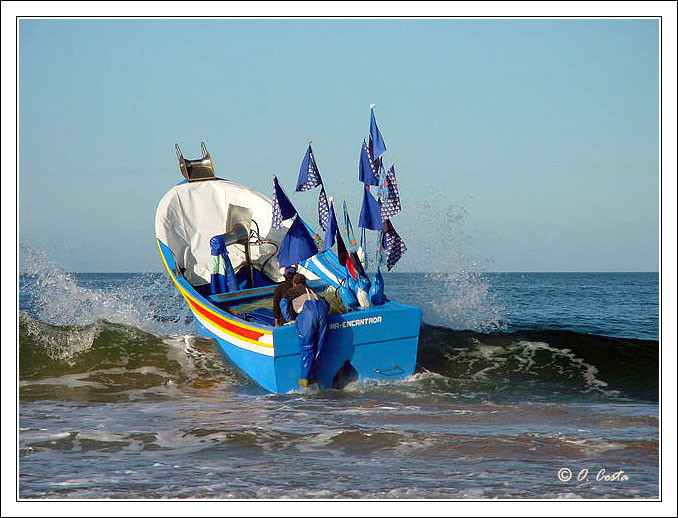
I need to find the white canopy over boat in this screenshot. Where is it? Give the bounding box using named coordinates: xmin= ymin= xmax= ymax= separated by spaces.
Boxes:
xmin=155 ymin=179 xmax=289 ymax=286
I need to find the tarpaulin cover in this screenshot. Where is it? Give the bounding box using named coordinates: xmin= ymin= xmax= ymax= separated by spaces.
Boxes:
xmin=155 ymin=179 xmax=289 ymax=285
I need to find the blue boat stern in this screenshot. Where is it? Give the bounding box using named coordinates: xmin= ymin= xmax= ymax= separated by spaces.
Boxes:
xmin=272 ymin=301 xmax=421 ymax=393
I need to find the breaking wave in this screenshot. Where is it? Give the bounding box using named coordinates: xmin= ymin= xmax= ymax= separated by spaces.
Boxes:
xmin=18 ymin=314 xmax=658 ymax=403
xmin=18 ymin=312 xmax=247 ymax=402
xmin=19 ymin=245 xmax=194 ymax=335
xmin=416 ymin=324 xmax=658 ymax=401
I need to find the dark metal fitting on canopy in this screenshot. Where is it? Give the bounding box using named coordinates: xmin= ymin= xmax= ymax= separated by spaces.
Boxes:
xmin=175 ymin=141 xmax=216 ymax=182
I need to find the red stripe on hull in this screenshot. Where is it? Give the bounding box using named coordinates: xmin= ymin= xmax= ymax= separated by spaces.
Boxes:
xmin=187 ymin=298 xmax=265 ymax=342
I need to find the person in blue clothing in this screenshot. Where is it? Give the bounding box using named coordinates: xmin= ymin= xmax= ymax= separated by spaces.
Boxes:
xmin=272 ymin=266 xmax=297 ymax=327
xmin=280 ymin=273 xmax=330 ymax=387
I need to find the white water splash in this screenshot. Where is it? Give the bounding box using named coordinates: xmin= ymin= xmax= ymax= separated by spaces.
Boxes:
xmin=19 ymin=245 xmax=193 ymax=335
xmin=452 ymin=339 xmax=620 ymax=397
xmin=391 ymin=190 xmax=506 ymax=331
xmin=416 ymin=271 xmax=505 ymax=331
xmin=20 ymin=312 xmax=102 ymax=363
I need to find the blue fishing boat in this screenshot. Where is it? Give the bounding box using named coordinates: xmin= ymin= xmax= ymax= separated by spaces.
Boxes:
xmin=155 ymin=109 xmax=421 ymax=393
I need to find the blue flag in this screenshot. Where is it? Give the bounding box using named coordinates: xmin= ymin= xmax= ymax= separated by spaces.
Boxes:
xmin=322 ymin=201 xmax=338 ymax=252
xmin=370 ymin=108 xmax=386 ymax=158
xmin=383 ymin=219 xmax=407 ymax=271
xmin=271 ymin=176 xmax=297 ymax=230
xmin=296 ymin=144 xmax=322 ymax=192
xmin=381 ymin=165 xmax=402 ymax=221
xmin=358 ymin=139 xmax=379 ymax=186
xmin=359 ymin=185 xmax=382 ymax=231
xmin=277 ymin=217 xmax=318 ymax=267
xmin=318 ymin=185 xmax=329 ymax=231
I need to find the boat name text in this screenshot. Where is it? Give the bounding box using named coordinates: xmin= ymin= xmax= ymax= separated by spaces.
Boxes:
xmin=329 ymin=316 xmax=382 ymax=330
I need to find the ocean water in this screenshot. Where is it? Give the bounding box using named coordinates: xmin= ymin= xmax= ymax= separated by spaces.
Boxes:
xmin=17 ymin=254 xmax=659 ymax=500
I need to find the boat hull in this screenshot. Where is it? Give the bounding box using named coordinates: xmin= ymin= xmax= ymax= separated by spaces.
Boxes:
xmin=201 ymin=302 xmax=421 ymax=393
xmin=158 ymin=238 xmax=421 ymax=393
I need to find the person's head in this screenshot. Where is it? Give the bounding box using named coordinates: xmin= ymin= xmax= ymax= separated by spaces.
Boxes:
xmin=283 ymin=266 xmax=297 ymax=281
xmin=292 ymin=273 xmax=307 ymax=286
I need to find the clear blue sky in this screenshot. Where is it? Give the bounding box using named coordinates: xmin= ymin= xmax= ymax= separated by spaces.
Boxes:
xmin=19 ymin=18 xmax=659 ymax=272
